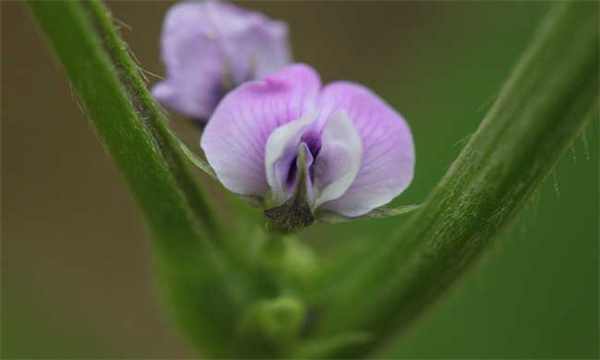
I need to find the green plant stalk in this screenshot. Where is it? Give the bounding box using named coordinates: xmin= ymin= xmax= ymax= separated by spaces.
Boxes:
xmin=312 ymin=2 xmax=599 ymax=357
xmin=28 ymin=1 xmax=255 ymax=357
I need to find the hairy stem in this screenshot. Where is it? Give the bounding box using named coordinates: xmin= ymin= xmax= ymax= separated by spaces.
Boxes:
xmin=79 ymin=0 xmax=220 ymax=236
xmin=28 ymin=1 xmax=255 ymax=357
xmin=313 ymin=2 xmax=599 ymax=357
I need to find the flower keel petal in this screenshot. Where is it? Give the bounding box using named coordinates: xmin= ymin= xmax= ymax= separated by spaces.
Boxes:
xmin=265 ymin=113 xmax=317 ymax=203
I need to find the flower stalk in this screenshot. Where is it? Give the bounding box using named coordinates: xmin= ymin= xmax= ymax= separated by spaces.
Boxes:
xmin=311 ymin=2 xmax=599 ymax=357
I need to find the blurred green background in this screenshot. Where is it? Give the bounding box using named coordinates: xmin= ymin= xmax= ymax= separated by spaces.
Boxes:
xmin=1 ymin=1 xmax=598 ymax=358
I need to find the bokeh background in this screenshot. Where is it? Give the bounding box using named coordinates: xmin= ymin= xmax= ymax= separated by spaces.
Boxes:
xmin=2 ymin=1 xmax=598 ymax=358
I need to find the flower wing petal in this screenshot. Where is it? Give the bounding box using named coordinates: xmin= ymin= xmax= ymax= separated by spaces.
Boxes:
xmin=318 ymin=82 xmax=415 ymax=217
xmin=201 ymin=64 xmax=321 ymax=197
xmin=313 ymin=110 xmax=362 ymax=208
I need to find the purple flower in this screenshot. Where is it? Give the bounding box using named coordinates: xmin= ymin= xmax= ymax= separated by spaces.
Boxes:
xmin=201 ymin=64 xmax=414 ymax=229
xmin=152 ymin=1 xmax=291 ymax=121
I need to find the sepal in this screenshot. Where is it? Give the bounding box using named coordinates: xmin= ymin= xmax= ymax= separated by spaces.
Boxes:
xmin=179 ymin=140 xmax=217 ymax=179
xmin=317 ymin=204 xmax=420 ymax=224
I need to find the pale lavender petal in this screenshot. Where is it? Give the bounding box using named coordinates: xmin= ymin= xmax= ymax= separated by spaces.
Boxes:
xmin=153 ymin=2 xmax=225 ymax=119
xmin=214 ymin=3 xmax=291 ymax=83
xmin=248 ymin=23 xmax=291 ymax=80
xmin=318 ymin=82 xmax=415 ymax=217
xmin=265 ymin=113 xmax=316 ymax=203
xmin=153 ymin=1 xmax=292 ymax=120
xmin=201 ymin=64 xmax=321 ymax=197
xmin=313 ymin=110 xmax=362 ymax=208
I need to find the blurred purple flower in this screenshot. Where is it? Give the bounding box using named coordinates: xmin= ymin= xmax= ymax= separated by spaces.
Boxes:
xmin=201 ymin=64 xmax=415 ymax=219
xmin=152 ymin=1 xmax=291 ymax=121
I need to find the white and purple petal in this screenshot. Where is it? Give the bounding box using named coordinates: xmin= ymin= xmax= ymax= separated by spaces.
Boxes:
xmin=265 ymin=113 xmax=316 ymax=203
xmin=312 ymin=110 xmax=362 ymax=208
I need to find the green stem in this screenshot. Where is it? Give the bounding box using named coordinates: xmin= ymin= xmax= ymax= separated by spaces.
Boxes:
xmin=79 ymin=1 xmax=220 ymax=237
xmin=313 ymin=2 xmax=599 ymax=357
xmin=28 ymin=1 xmax=254 ymax=357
